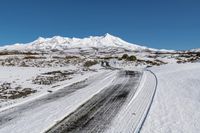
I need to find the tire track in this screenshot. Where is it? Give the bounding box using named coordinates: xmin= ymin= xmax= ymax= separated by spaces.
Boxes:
xmin=137 ymin=69 xmax=158 ymax=133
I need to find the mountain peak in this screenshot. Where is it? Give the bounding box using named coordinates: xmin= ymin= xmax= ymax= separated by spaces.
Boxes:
xmin=104 ymin=33 xmax=117 ymax=39
xmin=37 ymin=37 xmax=46 ymax=41
xmin=51 ymin=36 xmax=67 ymax=44
xmin=33 ymin=37 xmax=46 ymax=44
xmin=52 ymin=36 xmax=64 ymax=39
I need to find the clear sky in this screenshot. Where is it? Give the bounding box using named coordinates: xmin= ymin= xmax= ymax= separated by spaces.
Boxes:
xmin=0 ymin=0 xmax=199 ymax=50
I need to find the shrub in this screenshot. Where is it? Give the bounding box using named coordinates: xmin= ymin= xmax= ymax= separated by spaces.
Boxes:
xmin=65 ymin=56 xmax=79 ymax=59
xmin=83 ymin=60 xmax=98 ymax=67
xmin=121 ymin=54 xmax=137 ymax=61
xmin=23 ymin=56 xmax=46 ymax=59
xmin=127 ymin=55 xmax=137 ymax=61
xmin=122 ymin=54 xmax=129 ymax=59
xmin=177 ymin=60 xmax=183 ymax=64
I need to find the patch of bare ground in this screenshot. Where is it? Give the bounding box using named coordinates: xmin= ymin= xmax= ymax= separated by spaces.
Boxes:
xmin=32 ymin=70 xmax=75 ymax=85
xmin=136 ymin=59 xmax=167 ymax=66
xmin=0 ymin=82 xmax=36 ymax=99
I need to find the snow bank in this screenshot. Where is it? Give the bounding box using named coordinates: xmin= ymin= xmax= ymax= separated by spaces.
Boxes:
xmin=141 ymin=63 xmax=200 ymax=133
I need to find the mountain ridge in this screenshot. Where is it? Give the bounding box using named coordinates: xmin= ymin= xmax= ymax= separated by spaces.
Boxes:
xmin=0 ymin=34 xmax=175 ymax=52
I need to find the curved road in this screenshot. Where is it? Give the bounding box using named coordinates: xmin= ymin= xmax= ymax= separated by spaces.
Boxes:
xmin=46 ymin=71 xmax=141 ymax=133
xmin=0 ymin=70 xmax=157 ymax=133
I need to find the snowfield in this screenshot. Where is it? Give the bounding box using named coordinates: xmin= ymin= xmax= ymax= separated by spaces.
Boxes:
xmin=141 ymin=63 xmax=200 ymax=133
xmin=0 ymin=63 xmax=200 ymax=133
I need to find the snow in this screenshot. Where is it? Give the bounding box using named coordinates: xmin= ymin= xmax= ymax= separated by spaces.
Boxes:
xmin=141 ymin=63 xmax=200 ymax=133
xmin=0 ymin=70 xmax=118 ymax=133
xmin=1 ymin=61 xmax=200 ymax=132
xmin=0 ymin=34 xmax=156 ymax=51
xmin=190 ymin=48 xmax=200 ymax=52
xmin=105 ymin=69 xmax=157 ymax=133
xmin=0 ymin=66 xmax=102 ymax=109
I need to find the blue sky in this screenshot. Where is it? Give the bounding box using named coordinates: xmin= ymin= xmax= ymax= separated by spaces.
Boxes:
xmin=0 ymin=0 xmax=199 ymax=50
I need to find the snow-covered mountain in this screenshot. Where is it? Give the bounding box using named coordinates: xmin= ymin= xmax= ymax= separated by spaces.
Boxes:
xmin=0 ymin=33 xmax=157 ymax=52
xmin=190 ymin=48 xmax=200 ymax=52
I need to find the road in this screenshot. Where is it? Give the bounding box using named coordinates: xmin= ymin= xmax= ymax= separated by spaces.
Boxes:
xmin=46 ymin=71 xmax=141 ymax=133
xmin=0 ymin=70 xmax=157 ymax=133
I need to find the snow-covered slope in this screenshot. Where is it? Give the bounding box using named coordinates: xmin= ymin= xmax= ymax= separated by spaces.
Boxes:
xmin=190 ymin=48 xmax=200 ymax=52
xmin=0 ymin=33 xmax=155 ymax=52
xmin=141 ymin=63 xmax=200 ymax=133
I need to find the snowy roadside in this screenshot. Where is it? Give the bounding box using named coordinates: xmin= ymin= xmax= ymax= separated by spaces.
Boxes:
xmin=0 ymin=70 xmax=118 ymax=133
xmin=0 ymin=66 xmax=108 ymax=111
xmin=141 ymin=63 xmax=200 ymax=133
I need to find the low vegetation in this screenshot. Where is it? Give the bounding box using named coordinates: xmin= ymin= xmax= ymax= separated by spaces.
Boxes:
xmin=136 ymin=59 xmax=166 ymax=66
xmin=83 ymin=60 xmax=98 ymax=67
xmin=127 ymin=55 xmax=137 ymax=61
xmin=23 ymin=55 xmax=46 ymax=59
xmin=122 ymin=54 xmax=129 ymax=59
xmin=32 ymin=70 xmax=74 ymax=85
xmin=121 ymin=54 xmax=137 ymax=61
xmin=0 ymin=82 xmax=36 ymax=99
xmin=0 ymin=50 xmax=40 ymax=56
